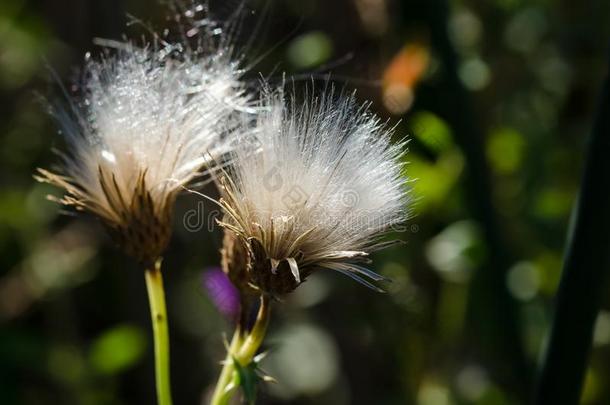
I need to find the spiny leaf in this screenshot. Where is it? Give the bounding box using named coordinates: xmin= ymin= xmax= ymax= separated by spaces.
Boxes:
xmin=233 ymin=357 xmax=259 ymax=405
xmin=232 ymin=351 xmax=277 ymax=404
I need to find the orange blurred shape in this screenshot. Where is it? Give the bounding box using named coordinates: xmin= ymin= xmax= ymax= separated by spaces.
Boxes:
xmin=382 ymin=43 xmax=430 ymax=114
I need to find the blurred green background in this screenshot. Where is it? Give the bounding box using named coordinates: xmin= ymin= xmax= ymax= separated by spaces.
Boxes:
xmin=1 ymin=0 xmax=610 ymax=404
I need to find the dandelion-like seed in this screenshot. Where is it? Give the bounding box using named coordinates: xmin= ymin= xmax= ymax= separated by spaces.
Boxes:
xmin=36 ymin=36 xmax=250 ymax=265
xmin=218 ymin=87 xmax=410 ymax=296
xmin=36 ymin=8 xmax=254 ymax=405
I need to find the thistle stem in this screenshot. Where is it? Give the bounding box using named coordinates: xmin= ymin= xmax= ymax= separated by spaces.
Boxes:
xmin=210 ymin=295 xmax=271 ymax=405
xmin=145 ymin=260 xmax=173 ymax=405
xmin=210 ymin=329 xmax=243 ymax=405
xmin=236 ymin=295 xmax=271 ymax=364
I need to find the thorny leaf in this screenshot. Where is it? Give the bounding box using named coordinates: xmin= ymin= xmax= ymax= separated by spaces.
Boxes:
xmin=233 ymin=356 xmax=258 ymax=405
xmin=232 ymin=351 xmax=276 ymax=404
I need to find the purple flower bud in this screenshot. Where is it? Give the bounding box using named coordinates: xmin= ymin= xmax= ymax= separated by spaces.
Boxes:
xmin=203 ymin=267 xmax=240 ymax=319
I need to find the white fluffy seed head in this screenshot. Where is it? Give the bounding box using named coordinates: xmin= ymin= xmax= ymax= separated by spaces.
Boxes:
xmin=218 ymin=87 xmax=410 ymax=294
xmin=37 ymin=14 xmax=252 ymax=264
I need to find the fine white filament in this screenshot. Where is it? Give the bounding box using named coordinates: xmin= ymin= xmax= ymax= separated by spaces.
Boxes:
xmin=218 ymin=87 xmax=410 ymax=290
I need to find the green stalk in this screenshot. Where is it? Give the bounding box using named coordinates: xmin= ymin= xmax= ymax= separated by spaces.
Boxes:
xmin=235 ymin=295 xmax=271 ymax=364
xmin=210 ymin=295 xmax=271 ymax=405
xmin=209 ymin=328 xmax=243 ymax=405
xmin=145 ymin=260 xmax=173 ymax=405
xmin=534 ymin=56 xmax=610 ymax=404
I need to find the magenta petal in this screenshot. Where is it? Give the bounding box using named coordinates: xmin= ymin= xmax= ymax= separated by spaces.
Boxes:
xmin=202 ymin=267 xmax=240 ymax=319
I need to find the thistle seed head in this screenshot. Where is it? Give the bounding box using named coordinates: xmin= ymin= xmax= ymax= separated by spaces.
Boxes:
xmin=37 ymin=11 xmax=252 ymax=264
xmin=217 ymin=87 xmax=411 ymax=295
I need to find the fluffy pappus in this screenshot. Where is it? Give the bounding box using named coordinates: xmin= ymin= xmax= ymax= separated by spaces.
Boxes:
xmin=36 ymin=9 xmax=253 ymax=265
xmin=217 ymin=87 xmax=411 ymax=295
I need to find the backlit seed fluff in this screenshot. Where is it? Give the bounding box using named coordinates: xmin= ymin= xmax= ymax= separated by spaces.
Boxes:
xmin=217 ymin=88 xmax=410 ymax=295
xmin=37 ymin=32 xmax=251 ymax=265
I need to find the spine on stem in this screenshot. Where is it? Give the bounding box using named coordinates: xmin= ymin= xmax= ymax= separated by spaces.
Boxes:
xmin=210 ymin=295 xmax=271 ymax=405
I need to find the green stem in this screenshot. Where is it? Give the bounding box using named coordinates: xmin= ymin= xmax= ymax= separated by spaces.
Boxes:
xmin=534 ymin=54 xmax=610 ymax=404
xmin=235 ymin=295 xmax=271 ymax=364
xmin=145 ymin=260 xmax=173 ymax=405
xmin=210 ymin=295 xmax=271 ymax=405
xmin=209 ymin=328 xmax=244 ymax=405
